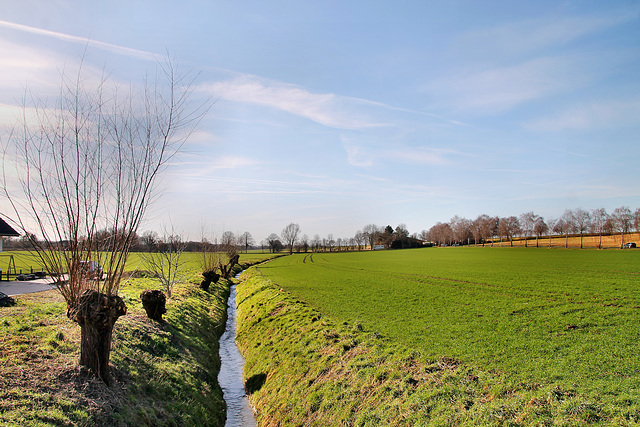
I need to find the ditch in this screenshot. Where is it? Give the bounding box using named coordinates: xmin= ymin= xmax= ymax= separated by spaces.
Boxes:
xmin=218 ymin=271 xmax=256 ymax=427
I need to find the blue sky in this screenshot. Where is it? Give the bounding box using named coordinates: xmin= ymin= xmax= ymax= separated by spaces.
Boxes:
xmin=1 ymin=0 xmax=639 ymax=243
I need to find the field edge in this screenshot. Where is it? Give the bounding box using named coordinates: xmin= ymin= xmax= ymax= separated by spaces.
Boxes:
xmin=236 ymin=267 xmax=634 ymax=426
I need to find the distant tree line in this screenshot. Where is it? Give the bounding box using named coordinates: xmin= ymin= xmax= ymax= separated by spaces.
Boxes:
xmin=260 ymin=222 xmax=431 ymax=255
xmin=2 ymin=228 xmax=256 ymax=253
xmin=7 ymin=206 xmax=638 ymax=255
xmin=422 ymin=206 xmax=640 ymax=249
xmin=261 ymin=206 xmax=640 ymax=254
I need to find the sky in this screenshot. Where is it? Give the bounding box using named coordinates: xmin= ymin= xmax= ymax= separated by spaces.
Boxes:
xmin=0 ymin=0 xmax=639 ymax=243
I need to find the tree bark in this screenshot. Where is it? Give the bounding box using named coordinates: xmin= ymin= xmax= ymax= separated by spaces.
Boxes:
xmin=67 ymin=289 xmax=127 ymax=386
xmin=140 ymin=289 xmax=167 ymax=321
xmin=200 ymin=270 xmax=220 ymax=291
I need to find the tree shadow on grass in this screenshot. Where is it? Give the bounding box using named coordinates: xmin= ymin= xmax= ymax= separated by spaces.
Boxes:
xmin=245 ymin=373 xmax=267 ymax=395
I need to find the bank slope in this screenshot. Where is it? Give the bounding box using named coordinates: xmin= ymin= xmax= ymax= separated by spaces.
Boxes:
xmin=0 ymin=274 xmax=230 ymax=426
xmin=236 ymin=268 xmax=632 ymax=426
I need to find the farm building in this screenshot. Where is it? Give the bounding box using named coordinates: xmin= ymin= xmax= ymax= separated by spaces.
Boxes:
xmin=0 ymin=217 xmax=19 ymax=252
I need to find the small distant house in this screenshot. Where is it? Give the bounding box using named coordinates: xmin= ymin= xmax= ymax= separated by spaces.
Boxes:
xmin=0 ymin=217 xmax=20 ymax=252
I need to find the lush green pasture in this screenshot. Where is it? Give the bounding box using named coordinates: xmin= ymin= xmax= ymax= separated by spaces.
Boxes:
xmin=0 ymin=250 xmax=280 ymax=275
xmin=257 ymin=248 xmax=640 ymax=400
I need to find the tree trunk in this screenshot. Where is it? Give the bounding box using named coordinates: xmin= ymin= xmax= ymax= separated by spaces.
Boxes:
xmin=200 ymin=270 xmax=220 ymax=291
xmin=140 ymin=289 xmax=167 ymax=321
xmin=67 ymin=289 xmax=127 ymax=386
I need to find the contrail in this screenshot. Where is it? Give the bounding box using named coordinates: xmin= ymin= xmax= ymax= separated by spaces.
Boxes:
xmin=0 ymin=19 xmax=156 ymax=61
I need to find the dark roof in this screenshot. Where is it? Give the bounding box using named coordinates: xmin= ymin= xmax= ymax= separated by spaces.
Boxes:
xmin=0 ymin=217 xmax=20 ymax=237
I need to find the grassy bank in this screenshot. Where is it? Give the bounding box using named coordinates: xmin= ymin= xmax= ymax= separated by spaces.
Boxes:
xmin=0 ymin=270 xmax=230 ymax=426
xmin=237 ymin=251 xmax=640 ymax=425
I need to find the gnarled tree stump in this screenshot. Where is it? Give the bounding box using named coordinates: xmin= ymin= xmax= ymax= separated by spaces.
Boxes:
xmin=67 ymin=289 xmax=127 ymax=386
xmin=140 ymin=289 xmax=167 ymax=321
xmin=200 ymin=270 xmax=220 ymax=291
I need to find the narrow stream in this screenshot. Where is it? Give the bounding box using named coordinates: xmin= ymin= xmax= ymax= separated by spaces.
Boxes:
xmin=218 ymin=272 xmax=256 ymax=427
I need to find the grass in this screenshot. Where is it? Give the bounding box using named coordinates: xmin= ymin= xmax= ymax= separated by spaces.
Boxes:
xmin=0 ymin=267 xmax=233 ymax=426
xmin=0 ymin=250 xmax=281 ymax=277
xmin=239 ymin=247 xmax=640 ymax=425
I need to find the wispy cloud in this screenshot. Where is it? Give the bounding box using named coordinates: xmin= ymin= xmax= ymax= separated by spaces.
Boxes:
xmin=342 ymin=136 xmax=375 ymax=167
xmin=0 ymin=102 xmax=22 ymax=127
xmin=388 ymin=147 xmax=470 ymax=166
xmin=458 ymin=10 xmax=638 ymax=58
xmin=0 ymin=40 xmax=61 ymax=92
xmin=0 ymin=19 xmax=156 ymax=60
xmin=423 ymin=55 xmax=593 ymax=115
xmin=425 ymin=9 xmax=638 ymax=116
xmin=524 ymin=99 xmax=640 ymax=132
xmin=201 ymin=75 xmax=391 ymax=130
xmin=342 ymin=133 xmax=464 ymax=168
xmin=174 ymin=154 xmax=260 ymax=172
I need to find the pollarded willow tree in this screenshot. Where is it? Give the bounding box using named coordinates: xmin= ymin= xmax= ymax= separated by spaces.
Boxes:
xmin=2 ymin=57 xmax=206 ymax=385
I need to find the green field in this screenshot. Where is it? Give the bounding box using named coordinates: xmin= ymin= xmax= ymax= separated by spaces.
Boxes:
xmin=0 ymin=250 xmax=280 ymax=277
xmin=256 ymin=248 xmax=640 ymax=401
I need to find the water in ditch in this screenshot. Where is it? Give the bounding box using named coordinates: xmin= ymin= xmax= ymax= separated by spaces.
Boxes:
xmin=218 ymin=274 xmax=256 ymax=427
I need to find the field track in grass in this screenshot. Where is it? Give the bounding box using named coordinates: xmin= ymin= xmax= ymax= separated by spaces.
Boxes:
xmin=256 ymin=247 xmax=640 ymax=399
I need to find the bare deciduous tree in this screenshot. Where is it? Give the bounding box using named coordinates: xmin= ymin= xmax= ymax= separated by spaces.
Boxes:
xmin=533 ymin=216 xmax=548 ymax=248
xmin=570 ymin=208 xmax=591 ymax=249
xmin=471 ymin=214 xmax=497 ymax=246
xmin=519 ymin=212 xmax=537 ymax=248
xmin=266 ymin=233 xmax=282 ymax=253
xmin=611 ymin=206 xmax=633 ymax=248
xmin=590 ymin=208 xmax=608 ymax=249
xmin=498 ymin=216 xmax=521 ymax=247
xmin=281 ymin=223 xmax=300 ymax=254
xmin=239 ymin=231 xmax=254 ymax=253
xmin=561 ymin=210 xmax=577 ymax=248
xmin=298 ymin=234 xmax=309 ymax=252
xmin=140 ymin=230 xmax=160 ymax=252
xmin=354 ymin=230 xmax=365 ymax=251
xmin=428 ymin=222 xmax=453 ymax=246
xmin=311 ymin=234 xmax=321 ymax=252
xmin=552 ymin=216 xmax=571 ymax=248
xmin=362 ymin=224 xmax=380 ymax=250
xmin=395 ymin=223 xmax=410 ymax=249
xmin=141 ymin=227 xmax=187 ymax=299
xmin=2 ymin=58 xmax=205 ymax=385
